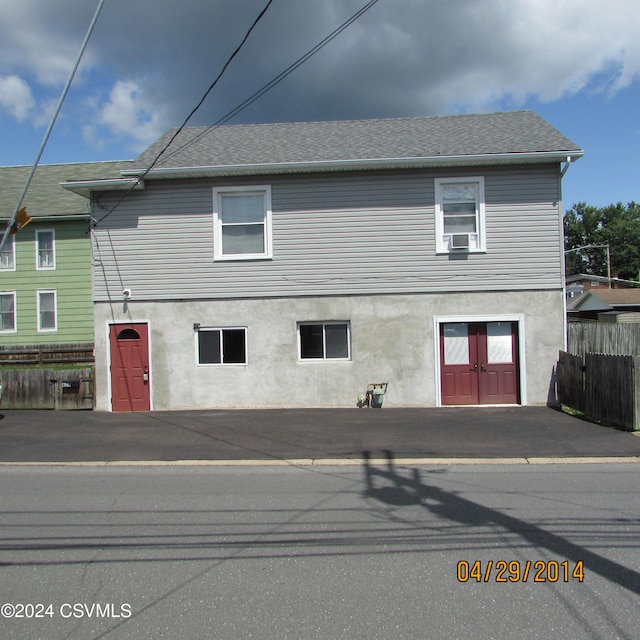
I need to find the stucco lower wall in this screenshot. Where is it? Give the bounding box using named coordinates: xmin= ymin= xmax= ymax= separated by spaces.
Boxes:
xmin=94 ymin=290 xmax=564 ymax=410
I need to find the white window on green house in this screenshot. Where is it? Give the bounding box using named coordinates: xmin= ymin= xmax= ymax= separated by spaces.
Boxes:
xmin=435 ymin=177 xmax=486 ymax=253
xmin=0 ymin=236 xmax=15 ymax=270
xmin=298 ymin=322 xmax=351 ymax=360
xmin=37 ymin=290 xmax=57 ymax=331
xmin=197 ymin=327 xmax=247 ymax=365
xmin=213 ymin=187 xmax=272 ymax=260
xmin=36 ymin=229 xmax=55 ymax=269
xmin=0 ymin=292 xmax=16 ymax=332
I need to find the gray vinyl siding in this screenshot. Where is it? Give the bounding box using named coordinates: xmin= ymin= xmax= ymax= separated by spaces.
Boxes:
xmin=91 ymin=164 xmax=563 ymax=302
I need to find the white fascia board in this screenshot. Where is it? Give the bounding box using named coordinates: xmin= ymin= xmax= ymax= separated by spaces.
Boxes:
xmin=121 ymin=150 xmax=583 ymax=179
xmin=60 ymin=177 xmax=144 ymax=198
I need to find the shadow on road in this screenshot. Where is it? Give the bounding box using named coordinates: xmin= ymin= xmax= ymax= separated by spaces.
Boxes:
xmin=362 ymin=449 xmax=640 ymax=596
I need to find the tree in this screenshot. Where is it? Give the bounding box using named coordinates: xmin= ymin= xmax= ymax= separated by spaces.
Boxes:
xmin=564 ymin=201 xmax=640 ymax=282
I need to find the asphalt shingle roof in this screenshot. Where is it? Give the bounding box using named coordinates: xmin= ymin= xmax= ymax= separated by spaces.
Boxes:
xmin=0 ymin=161 xmax=131 ymax=219
xmin=132 ymin=111 xmax=583 ymax=171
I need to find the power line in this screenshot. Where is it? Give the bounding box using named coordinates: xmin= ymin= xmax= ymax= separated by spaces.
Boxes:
xmin=0 ymin=0 xmax=107 ymax=253
xmin=158 ymin=0 xmax=384 ymax=165
xmin=92 ymin=0 xmax=275 ymax=229
xmin=140 ymin=0 xmax=276 ymax=178
xmin=93 ymin=0 xmax=384 ymax=228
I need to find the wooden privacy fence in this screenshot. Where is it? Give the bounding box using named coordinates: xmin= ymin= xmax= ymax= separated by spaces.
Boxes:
xmin=568 ymin=322 xmax=640 ymax=357
xmin=0 ymin=368 xmax=94 ymax=410
xmin=0 ymin=343 xmax=94 ymax=365
xmin=556 ymin=351 xmax=640 ymax=431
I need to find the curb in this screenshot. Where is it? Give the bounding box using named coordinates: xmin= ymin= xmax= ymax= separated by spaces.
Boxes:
xmin=1 ymin=456 xmax=639 ymax=467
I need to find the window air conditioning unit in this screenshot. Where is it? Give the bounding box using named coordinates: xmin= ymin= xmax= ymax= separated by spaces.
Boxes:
xmin=450 ymin=233 xmax=470 ymax=249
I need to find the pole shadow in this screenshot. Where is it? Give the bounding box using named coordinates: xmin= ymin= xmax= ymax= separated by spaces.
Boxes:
xmin=362 ymin=449 xmax=640 ymax=595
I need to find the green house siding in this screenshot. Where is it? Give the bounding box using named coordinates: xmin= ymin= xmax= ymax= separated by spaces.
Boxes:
xmin=0 ymin=219 xmax=92 ymax=345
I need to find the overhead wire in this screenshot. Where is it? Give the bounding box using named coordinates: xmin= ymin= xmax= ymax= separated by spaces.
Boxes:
xmin=0 ymin=0 xmax=107 ymax=253
xmin=92 ymin=0 xmax=384 ymax=228
xmin=91 ymin=0 xmax=276 ymax=229
xmin=157 ymin=0 xmax=384 ymax=165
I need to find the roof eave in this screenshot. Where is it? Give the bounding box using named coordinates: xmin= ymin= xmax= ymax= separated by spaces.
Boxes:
xmin=60 ymin=177 xmax=144 ymax=198
xmin=122 ymin=150 xmax=583 ymax=180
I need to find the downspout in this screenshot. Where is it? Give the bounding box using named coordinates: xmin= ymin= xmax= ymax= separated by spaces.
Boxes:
xmin=559 ymin=156 xmax=573 ymax=352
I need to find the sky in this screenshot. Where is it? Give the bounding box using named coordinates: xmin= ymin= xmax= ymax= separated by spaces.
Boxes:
xmin=0 ymin=0 xmax=639 ymax=211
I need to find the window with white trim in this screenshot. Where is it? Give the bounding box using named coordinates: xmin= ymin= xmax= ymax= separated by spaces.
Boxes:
xmin=0 ymin=236 xmax=15 ymax=270
xmin=435 ymin=177 xmax=486 ymax=253
xmin=298 ymin=322 xmax=350 ymax=360
xmin=213 ymin=186 xmax=272 ymax=260
xmin=0 ymin=292 xmax=16 ymax=332
xmin=36 ymin=229 xmax=56 ymax=269
xmin=37 ymin=290 xmax=57 ymax=331
xmin=197 ymin=327 xmax=247 ymax=365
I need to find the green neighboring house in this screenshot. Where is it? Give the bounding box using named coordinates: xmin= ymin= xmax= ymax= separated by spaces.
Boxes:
xmin=0 ymin=161 xmax=130 ymax=347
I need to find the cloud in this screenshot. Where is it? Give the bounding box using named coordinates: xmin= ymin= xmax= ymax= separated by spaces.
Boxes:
xmin=1 ymin=0 xmax=639 ymax=154
xmin=0 ymin=75 xmax=35 ymax=120
xmin=92 ymin=80 xmax=168 ymax=151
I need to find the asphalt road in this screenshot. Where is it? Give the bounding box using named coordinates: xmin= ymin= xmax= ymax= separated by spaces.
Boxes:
xmin=1 ymin=462 xmax=639 ymax=639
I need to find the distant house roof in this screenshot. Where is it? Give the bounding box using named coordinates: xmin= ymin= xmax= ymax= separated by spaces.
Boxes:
xmin=568 ymin=288 xmax=640 ymax=312
xmin=0 ymin=161 xmax=131 ymax=219
xmin=121 ymin=110 xmax=582 ymax=179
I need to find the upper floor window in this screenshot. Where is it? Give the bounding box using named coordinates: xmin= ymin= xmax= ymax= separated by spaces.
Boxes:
xmin=37 ymin=290 xmax=57 ymax=331
xmin=0 ymin=292 xmax=16 ymax=332
xmin=36 ymin=229 xmax=56 ymax=269
xmin=0 ymin=236 xmax=14 ymax=270
xmin=213 ymin=186 xmax=272 ymax=260
xmin=435 ymin=177 xmax=486 ymax=253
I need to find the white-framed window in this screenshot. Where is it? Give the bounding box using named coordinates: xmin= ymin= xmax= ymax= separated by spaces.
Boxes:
xmin=0 ymin=235 xmax=15 ymax=271
xmin=434 ymin=177 xmax=486 ymax=253
xmin=213 ymin=186 xmax=272 ymax=260
xmin=37 ymin=290 xmax=57 ymax=331
xmin=298 ymin=322 xmax=351 ymax=360
xmin=36 ymin=229 xmax=56 ymax=269
xmin=196 ymin=327 xmax=247 ymax=365
xmin=0 ymin=292 xmax=16 ymax=332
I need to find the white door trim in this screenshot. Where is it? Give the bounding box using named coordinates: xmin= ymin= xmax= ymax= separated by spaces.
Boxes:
xmin=433 ymin=314 xmax=527 ymax=407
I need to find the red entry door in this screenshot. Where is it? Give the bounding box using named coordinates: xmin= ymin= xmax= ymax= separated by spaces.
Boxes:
xmin=109 ymin=323 xmax=150 ymax=411
xmin=440 ymin=322 xmax=519 ymax=405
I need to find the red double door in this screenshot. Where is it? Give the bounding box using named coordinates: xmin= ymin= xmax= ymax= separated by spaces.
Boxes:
xmin=109 ymin=323 xmax=150 ymax=411
xmin=440 ymin=322 xmax=520 ymax=405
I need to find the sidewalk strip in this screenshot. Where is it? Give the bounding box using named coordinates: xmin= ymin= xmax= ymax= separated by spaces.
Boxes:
xmin=0 ymin=456 xmax=639 ymax=467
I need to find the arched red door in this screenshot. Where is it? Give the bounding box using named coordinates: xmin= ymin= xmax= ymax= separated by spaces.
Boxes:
xmin=109 ymin=323 xmax=150 ymax=411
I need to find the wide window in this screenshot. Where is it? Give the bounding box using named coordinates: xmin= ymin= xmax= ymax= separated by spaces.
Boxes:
xmin=197 ymin=327 xmax=247 ymax=365
xmin=0 ymin=236 xmax=15 ymax=270
xmin=0 ymin=292 xmax=16 ymax=332
xmin=299 ymin=322 xmax=350 ymax=360
xmin=37 ymin=290 xmax=57 ymax=331
xmin=36 ymin=229 xmax=56 ymax=269
xmin=213 ymin=186 xmax=272 ymax=260
xmin=435 ymin=177 xmax=486 ymax=253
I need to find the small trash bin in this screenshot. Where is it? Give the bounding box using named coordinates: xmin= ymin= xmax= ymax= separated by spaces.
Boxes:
xmin=367 ymin=382 xmax=388 ymax=408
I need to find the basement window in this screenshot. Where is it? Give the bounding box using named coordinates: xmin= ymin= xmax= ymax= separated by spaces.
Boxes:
xmin=298 ymin=322 xmax=350 ymax=360
xmin=197 ymin=327 xmax=247 ymax=365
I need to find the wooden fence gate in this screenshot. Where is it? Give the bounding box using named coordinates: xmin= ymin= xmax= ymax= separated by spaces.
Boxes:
xmin=556 ymin=351 xmax=640 ymax=431
xmin=0 ymin=368 xmax=94 ymax=410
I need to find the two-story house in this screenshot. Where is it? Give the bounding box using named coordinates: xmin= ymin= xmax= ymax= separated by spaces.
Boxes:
xmin=64 ymin=111 xmax=582 ymax=411
xmin=0 ymin=161 xmax=129 ymax=352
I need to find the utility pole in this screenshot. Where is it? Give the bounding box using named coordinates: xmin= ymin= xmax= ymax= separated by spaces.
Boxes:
xmin=564 ymin=244 xmax=612 ymax=288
